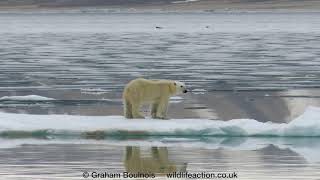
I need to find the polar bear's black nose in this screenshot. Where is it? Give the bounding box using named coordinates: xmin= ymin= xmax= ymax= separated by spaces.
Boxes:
xmin=183 ymin=90 xmax=188 ymax=93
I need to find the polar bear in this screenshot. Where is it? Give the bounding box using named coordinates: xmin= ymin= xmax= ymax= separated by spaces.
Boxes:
xmin=123 ymin=78 xmax=187 ymax=119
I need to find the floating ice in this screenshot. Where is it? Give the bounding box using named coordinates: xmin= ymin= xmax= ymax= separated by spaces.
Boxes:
xmin=80 ymin=88 xmax=110 ymax=95
xmin=170 ymin=96 xmax=184 ymax=103
xmin=172 ymin=0 xmax=200 ymax=4
xmin=0 ymin=95 xmax=55 ymax=101
xmin=191 ymin=89 xmax=207 ymax=95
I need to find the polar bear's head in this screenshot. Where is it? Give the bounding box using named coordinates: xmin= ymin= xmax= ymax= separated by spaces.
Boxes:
xmin=173 ymin=81 xmax=188 ymax=95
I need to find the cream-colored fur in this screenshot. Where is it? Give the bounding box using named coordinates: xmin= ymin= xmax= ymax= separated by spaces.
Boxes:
xmin=123 ymin=78 xmax=187 ymax=119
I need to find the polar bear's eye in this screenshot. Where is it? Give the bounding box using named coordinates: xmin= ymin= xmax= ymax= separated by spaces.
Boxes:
xmin=174 ymin=82 xmax=176 ymax=85
xmin=180 ymin=85 xmax=183 ymax=87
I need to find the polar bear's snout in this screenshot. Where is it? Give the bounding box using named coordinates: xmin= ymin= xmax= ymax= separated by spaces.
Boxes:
xmin=183 ymin=89 xmax=188 ymax=93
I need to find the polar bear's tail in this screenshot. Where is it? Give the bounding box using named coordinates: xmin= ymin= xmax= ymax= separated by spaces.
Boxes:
xmin=123 ymin=98 xmax=133 ymax=119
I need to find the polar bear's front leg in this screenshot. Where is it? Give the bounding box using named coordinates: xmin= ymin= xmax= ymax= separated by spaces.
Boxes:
xmin=151 ymin=102 xmax=159 ymax=119
xmin=131 ymin=102 xmax=145 ymax=119
xmin=156 ymin=97 xmax=169 ymax=119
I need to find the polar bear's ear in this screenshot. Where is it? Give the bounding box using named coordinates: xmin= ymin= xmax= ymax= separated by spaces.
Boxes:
xmin=174 ymin=82 xmax=176 ymax=86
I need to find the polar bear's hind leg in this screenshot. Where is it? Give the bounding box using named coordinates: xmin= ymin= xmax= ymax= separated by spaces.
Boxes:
xmin=124 ymin=98 xmax=133 ymax=119
xmin=131 ymin=101 xmax=145 ymax=119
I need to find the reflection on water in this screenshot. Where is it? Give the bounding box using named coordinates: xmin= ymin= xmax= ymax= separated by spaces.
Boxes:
xmin=124 ymin=146 xmax=187 ymax=174
xmin=190 ymin=89 xmax=320 ymax=122
xmin=0 ymin=138 xmax=319 ymax=179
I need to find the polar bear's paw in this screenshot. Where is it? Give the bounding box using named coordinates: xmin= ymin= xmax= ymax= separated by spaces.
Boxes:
xmin=154 ymin=116 xmax=170 ymax=120
xmin=133 ymin=114 xmax=145 ymax=119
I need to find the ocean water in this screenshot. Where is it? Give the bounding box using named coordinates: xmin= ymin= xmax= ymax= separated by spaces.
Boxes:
xmin=0 ymin=11 xmax=320 ymax=179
